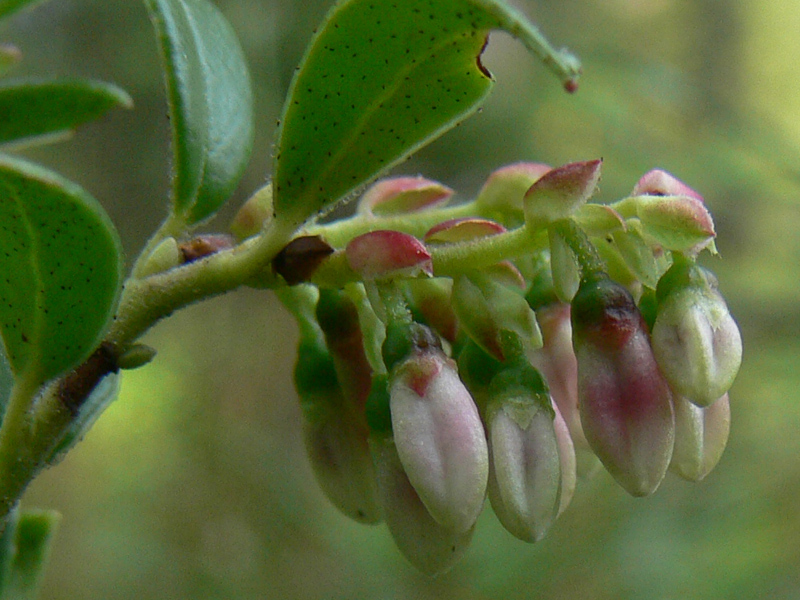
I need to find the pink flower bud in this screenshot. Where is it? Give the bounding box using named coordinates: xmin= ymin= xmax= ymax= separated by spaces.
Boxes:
xmin=390 ymin=345 xmax=488 ymax=533
xmin=627 ymin=170 xmax=714 ymax=255
xmin=346 ymin=230 xmax=432 ymax=279
xmin=632 ymin=169 xmax=704 ymax=201
xmin=524 ymin=159 xmax=602 ymax=225
xmin=571 ymin=275 xmax=675 ymax=496
xmin=357 ymin=176 xmax=453 ymax=216
xmin=670 ymin=393 xmax=730 ymax=481
xmin=652 ymin=263 xmax=742 ymax=407
xmin=425 ymin=217 xmax=506 ymax=244
xmin=370 ymin=435 xmax=475 ymax=575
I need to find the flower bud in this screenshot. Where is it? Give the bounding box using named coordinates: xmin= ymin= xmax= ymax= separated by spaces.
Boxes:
xmin=294 ymin=338 xmax=381 ymax=523
xmin=357 ymin=176 xmax=453 ymax=216
xmin=389 ymin=335 xmax=488 ymax=533
xmin=670 ymin=393 xmax=730 ymax=481
xmin=524 ymin=159 xmax=602 ymax=226
xmin=632 ymin=169 xmax=704 ymax=200
xmin=485 ymin=364 xmax=562 ymax=542
xmin=370 ymin=434 xmax=475 ymax=575
xmin=475 ymin=162 xmax=552 ymax=219
xmin=652 ymin=261 xmax=742 ymax=407
xmin=571 ymin=275 xmax=675 ymax=496
xmin=346 ymin=230 xmax=432 ymax=280
xmin=425 ymin=217 xmax=506 ymax=244
xmin=230 ymin=183 xmax=273 ymax=241
xmin=528 ymin=303 xmax=593 ymax=469
xmin=622 ymin=170 xmax=714 ymax=255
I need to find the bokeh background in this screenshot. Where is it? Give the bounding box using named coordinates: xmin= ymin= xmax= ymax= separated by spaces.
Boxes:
xmin=4 ymin=0 xmax=800 ymax=598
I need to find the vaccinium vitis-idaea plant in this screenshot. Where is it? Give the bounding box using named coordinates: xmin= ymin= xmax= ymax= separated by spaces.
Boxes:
xmin=0 ymin=0 xmax=742 ymax=586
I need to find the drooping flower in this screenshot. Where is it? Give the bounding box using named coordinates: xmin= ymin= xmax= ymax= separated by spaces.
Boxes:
xmin=652 ymin=261 xmax=742 ymax=407
xmin=294 ymin=336 xmax=380 ymax=523
xmin=369 ymin=434 xmax=475 ymax=575
xmin=484 ymin=362 xmax=566 ymax=542
xmin=388 ymin=325 xmax=488 ymax=533
xmin=571 ymin=274 xmax=675 ymax=496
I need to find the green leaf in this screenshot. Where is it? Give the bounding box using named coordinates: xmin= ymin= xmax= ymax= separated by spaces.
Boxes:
xmin=0 ymin=0 xmax=46 ymax=21
xmin=0 ymin=79 xmax=132 ymax=147
xmin=0 ymin=508 xmax=59 ymax=600
xmin=146 ymin=0 xmax=254 ymax=225
xmin=0 ymin=156 xmax=123 ymax=387
xmin=273 ymin=0 xmax=580 ymax=229
xmin=0 ymin=345 xmax=11 ymax=424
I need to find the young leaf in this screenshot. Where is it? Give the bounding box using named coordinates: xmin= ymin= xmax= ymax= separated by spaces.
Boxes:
xmin=273 ymin=0 xmax=580 ymax=229
xmin=146 ymin=0 xmax=254 ymax=225
xmin=0 ymin=0 xmax=45 ymax=21
xmin=0 ymin=156 xmax=123 ymax=387
xmin=0 ymin=80 xmax=132 ymax=147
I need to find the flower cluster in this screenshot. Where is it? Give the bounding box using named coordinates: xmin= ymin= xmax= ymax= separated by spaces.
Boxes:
xmin=271 ymin=161 xmax=742 ymax=574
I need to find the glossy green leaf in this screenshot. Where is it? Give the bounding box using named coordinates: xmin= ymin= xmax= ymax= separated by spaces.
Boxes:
xmin=0 ymin=508 xmax=59 ymax=600
xmin=146 ymin=0 xmax=254 ymax=225
xmin=273 ymin=0 xmax=580 ymax=228
xmin=0 ymin=0 xmax=45 ymax=20
xmin=0 ymin=156 xmax=123 ymax=386
xmin=0 ymin=79 xmax=132 ymax=147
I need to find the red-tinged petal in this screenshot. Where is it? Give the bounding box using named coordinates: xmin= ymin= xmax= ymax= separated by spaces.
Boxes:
xmin=633 ymin=169 xmax=703 ymax=201
xmin=358 ymin=176 xmax=453 ymax=216
xmin=346 ymin=230 xmax=432 ymax=279
xmin=425 ymin=217 xmax=506 ymax=243
xmin=524 ymin=159 xmax=602 ymax=224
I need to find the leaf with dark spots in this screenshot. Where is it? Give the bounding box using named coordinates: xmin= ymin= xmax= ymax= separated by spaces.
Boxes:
xmin=273 ymin=0 xmax=580 ymax=229
xmin=0 ymin=156 xmax=123 ymax=387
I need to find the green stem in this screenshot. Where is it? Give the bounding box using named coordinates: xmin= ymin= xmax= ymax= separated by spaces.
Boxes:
xmin=303 ymin=201 xmax=478 ymax=248
xmin=551 ymin=219 xmax=605 ymax=279
xmin=0 ymin=372 xmax=48 ymax=527
xmin=309 ymin=223 xmax=547 ymax=288
xmin=0 ymin=216 xmax=299 ymax=524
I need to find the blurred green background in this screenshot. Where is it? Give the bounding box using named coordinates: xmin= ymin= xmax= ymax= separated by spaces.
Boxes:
xmin=3 ymin=0 xmax=800 ymax=598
